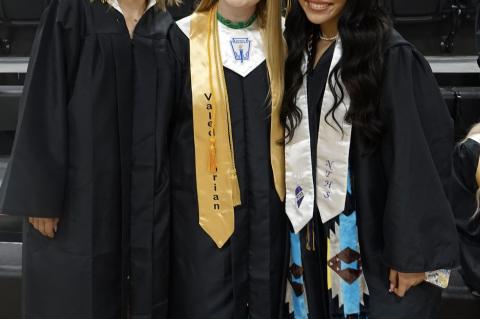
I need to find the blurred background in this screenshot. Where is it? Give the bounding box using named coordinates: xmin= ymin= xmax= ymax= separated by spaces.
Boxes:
xmin=0 ymin=0 xmax=479 ymax=318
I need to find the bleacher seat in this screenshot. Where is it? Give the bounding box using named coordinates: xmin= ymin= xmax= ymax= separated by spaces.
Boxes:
xmin=0 ymin=155 xmax=22 ymax=318
xmin=0 ymin=154 xmax=22 ymax=318
xmin=0 ymin=241 xmax=21 ymax=319
xmin=0 ymin=85 xmax=21 ymax=131
xmin=0 ymin=156 xmax=22 ymax=243
xmin=0 ymin=0 xmax=50 ymax=56
xmin=387 ymin=0 xmax=477 ymax=54
xmin=387 ymin=0 xmax=447 ymax=23
xmin=446 ymin=87 xmax=480 ymax=141
xmin=0 ymin=216 xmax=21 ymax=244
xmin=441 ymin=87 xmax=458 ymax=118
xmin=0 ymin=0 xmax=50 ymax=26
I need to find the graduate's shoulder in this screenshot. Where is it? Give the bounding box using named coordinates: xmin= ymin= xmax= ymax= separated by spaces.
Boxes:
xmin=460 ymin=138 xmax=480 ymax=164
xmin=50 ymin=0 xmax=91 ymax=15
xmin=453 ymin=139 xmax=480 ymax=190
xmin=43 ymin=0 xmax=90 ymax=27
xmin=135 ymin=6 xmax=175 ymax=38
xmin=384 ymin=29 xmax=411 ymax=50
xmin=167 ymin=14 xmax=191 ymax=64
xmin=383 ymin=29 xmax=431 ymax=73
xmin=384 ymin=29 xmax=417 ymax=58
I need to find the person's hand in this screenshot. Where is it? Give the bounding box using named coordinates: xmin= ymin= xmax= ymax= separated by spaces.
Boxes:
xmin=389 ymin=269 xmax=425 ymax=298
xmin=28 ymin=217 xmax=60 ymax=239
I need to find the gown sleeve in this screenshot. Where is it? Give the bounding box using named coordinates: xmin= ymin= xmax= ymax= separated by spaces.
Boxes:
xmin=0 ymin=0 xmax=83 ymax=218
xmin=451 ymin=141 xmax=480 ymax=291
xmin=451 ymin=141 xmax=478 ymax=227
xmin=380 ymin=44 xmax=459 ymax=273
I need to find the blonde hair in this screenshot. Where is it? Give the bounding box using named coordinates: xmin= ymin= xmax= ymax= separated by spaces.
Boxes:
xmin=196 ymin=0 xmax=285 ymax=112
xmin=157 ymin=0 xmax=181 ymax=10
xmin=95 ymin=0 xmax=180 ymax=11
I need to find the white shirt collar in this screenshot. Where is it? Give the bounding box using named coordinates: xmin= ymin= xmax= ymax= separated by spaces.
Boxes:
xmin=107 ymin=0 xmax=157 ymax=15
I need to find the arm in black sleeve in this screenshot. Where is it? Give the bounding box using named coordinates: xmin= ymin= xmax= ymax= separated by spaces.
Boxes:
xmin=380 ymin=44 xmax=459 ymax=272
xmin=0 ymin=0 xmax=83 ymax=218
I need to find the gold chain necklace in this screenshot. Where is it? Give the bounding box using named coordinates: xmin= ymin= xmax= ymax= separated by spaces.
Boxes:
xmin=319 ymin=33 xmax=339 ymax=41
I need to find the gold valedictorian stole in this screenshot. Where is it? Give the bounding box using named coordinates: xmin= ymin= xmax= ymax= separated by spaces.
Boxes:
xmin=189 ymin=6 xmax=285 ymax=248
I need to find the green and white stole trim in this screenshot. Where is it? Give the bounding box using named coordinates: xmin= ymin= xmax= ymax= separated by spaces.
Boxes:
xmin=285 ymin=40 xmax=352 ymax=232
xmin=177 ymin=15 xmax=266 ymax=78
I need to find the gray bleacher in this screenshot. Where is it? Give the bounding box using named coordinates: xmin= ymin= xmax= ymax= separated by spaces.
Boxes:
xmin=0 ymin=156 xmax=7 ymax=185
xmin=0 ymin=0 xmax=479 ymax=318
xmin=0 ymin=241 xmax=21 ymax=319
xmin=387 ymin=0 xmax=478 ymax=55
xmin=387 ymin=0 xmax=448 ymax=23
xmin=0 ymin=153 xmax=22 ymax=319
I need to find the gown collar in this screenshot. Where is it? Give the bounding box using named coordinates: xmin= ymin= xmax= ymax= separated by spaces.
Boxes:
xmin=107 ymin=0 xmax=157 ymax=15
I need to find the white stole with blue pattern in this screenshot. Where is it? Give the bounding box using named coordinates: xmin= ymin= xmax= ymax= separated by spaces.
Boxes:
xmin=285 ymin=40 xmax=352 ymax=233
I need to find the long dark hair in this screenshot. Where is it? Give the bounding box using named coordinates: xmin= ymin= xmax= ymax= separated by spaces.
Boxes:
xmin=281 ymin=0 xmax=392 ymax=144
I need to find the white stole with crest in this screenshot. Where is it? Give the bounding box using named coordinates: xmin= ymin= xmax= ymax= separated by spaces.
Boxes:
xmin=285 ymin=40 xmax=352 ymax=233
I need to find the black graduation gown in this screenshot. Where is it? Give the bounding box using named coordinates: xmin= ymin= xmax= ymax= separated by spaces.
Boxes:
xmin=0 ymin=1 xmax=177 ymax=318
xmin=286 ymin=31 xmax=459 ymax=319
xmin=167 ymin=24 xmax=288 ymax=319
xmin=451 ymin=139 xmax=480 ymax=292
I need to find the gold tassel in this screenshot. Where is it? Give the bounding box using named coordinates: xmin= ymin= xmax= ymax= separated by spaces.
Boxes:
xmin=209 ymin=138 xmax=217 ymax=173
xmin=231 ymin=170 xmax=241 ymax=206
xmin=312 ymin=220 xmax=316 ymax=251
